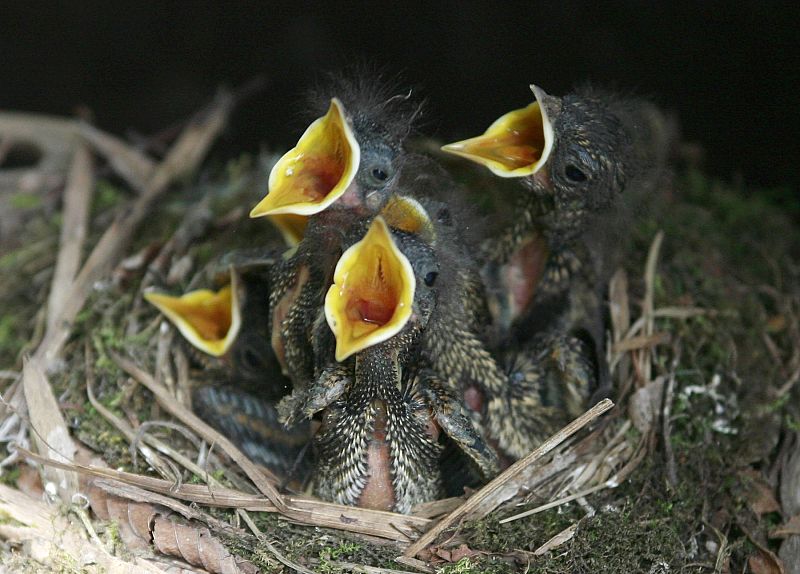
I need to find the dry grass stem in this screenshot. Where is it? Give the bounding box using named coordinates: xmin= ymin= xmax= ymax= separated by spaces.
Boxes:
xmin=533 ymin=523 xmax=579 ymax=556
xmin=110 ymin=351 xmax=289 ymax=510
xmin=500 ymin=483 xmax=610 ymax=524
xmin=21 ymin=357 xmax=78 ymax=501
xmin=20 ymin=447 xmax=432 ymax=542
xmin=79 ymin=121 xmax=156 ymax=192
xmin=46 ymin=142 xmax=93 ymax=332
xmin=402 ymin=398 xmax=614 ymax=558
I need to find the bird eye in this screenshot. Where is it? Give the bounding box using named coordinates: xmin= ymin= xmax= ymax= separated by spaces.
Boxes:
xmin=362 ymin=160 xmax=395 ymax=188
xmin=242 ymin=347 xmax=262 ymax=372
xmin=424 ymin=271 xmax=438 ymax=287
xmin=436 ymin=207 xmax=452 ymax=226
xmin=565 ymin=164 xmax=588 ymax=183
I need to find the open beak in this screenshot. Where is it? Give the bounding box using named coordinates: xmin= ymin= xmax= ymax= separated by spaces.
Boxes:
xmin=379 ymin=195 xmax=435 ymax=244
xmin=144 ymin=268 xmax=243 ymax=357
xmin=267 ymin=213 xmax=308 ymax=246
xmin=441 ymin=84 xmax=554 ymax=178
xmin=325 ymin=217 xmax=415 ymax=361
xmin=250 ymin=98 xmax=360 ymax=217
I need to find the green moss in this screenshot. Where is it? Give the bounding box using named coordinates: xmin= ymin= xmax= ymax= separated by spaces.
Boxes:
xmin=0 ymin=465 xmax=21 ymax=487
xmin=93 ymin=180 xmax=127 ymax=213
xmin=439 ymin=556 xmax=516 ymax=574
xmin=0 ymin=509 xmax=27 ymax=527
xmin=8 ymin=193 xmax=42 ymax=210
xmin=316 ymin=541 xmax=363 ymax=573
xmin=464 ymin=505 xmax=582 ymax=554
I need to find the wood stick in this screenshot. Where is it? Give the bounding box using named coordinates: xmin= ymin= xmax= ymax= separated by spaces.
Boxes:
xmin=21 ymin=357 xmax=77 ymax=501
xmin=46 ymin=142 xmax=93 ymax=333
xmin=402 ymin=399 xmax=614 ymax=558
xmin=20 ymin=448 xmax=430 ymax=543
xmin=110 ymin=352 xmax=288 ymax=512
xmin=79 ymin=122 xmax=155 ymax=192
xmin=35 ymin=90 xmax=234 ymax=369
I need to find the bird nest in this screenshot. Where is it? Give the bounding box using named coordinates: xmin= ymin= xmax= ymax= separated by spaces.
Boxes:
xmin=0 ymin=88 xmax=798 ymax=573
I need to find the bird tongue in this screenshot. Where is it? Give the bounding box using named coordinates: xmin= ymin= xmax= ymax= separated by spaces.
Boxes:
xmin=455 ymin=124 xmax=543 ymax=169
xmin=352 ymin=296 xmax=395 ymax=327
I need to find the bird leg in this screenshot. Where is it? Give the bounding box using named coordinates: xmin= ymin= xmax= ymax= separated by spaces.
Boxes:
xmin=417 ymin=372 xmax=500 ymax=479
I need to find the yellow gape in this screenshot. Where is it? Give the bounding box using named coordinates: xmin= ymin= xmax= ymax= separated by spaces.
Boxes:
xmin=325 ymin=217 xmax=415 ymax=361
xmin=144 ymin=269 xmax=242 ymax=357
xmin=267 ymin=213 xmax=309 ymax=247
xmin=250 ymin=98 xmax=360 ymax=217
xmin=442 ymin=84 xmax=554 ymax=178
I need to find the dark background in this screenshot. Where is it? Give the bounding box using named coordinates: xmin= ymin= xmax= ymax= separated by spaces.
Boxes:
xmin=1 ymin=1 xmax=797 ymax=193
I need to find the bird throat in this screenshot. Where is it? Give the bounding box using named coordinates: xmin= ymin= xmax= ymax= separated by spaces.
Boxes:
xmin=356 ymin=400 xmax=396 ymax=511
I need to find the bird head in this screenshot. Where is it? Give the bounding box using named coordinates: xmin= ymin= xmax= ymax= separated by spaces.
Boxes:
xmin=144 ymin=267 xmax=244 ymax=358
xmin=441 ymin=84 xmax=557 ymax=179
xmin=145 ymin=264 xmax=288 ymax=396
xmin=324 ymin=202 xmax=439 ymax=362
xmin=442 ymin=85 xmax=658 ymax=238
xmin=250 ymin=79 xmax=419 ymax=242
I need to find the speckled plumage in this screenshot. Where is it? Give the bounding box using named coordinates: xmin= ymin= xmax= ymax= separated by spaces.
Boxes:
xmin=471 ymin=87 xmax=673 ymax=456
xmin=268 ymin=79 xmax=423 ymax=390
xmin=280 ymin=218 xmax=501 ymax=512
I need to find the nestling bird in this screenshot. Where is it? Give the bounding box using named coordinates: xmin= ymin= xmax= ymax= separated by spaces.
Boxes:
xmin=443 ymin=84 xmax=673 ymax=413
xmin=248 ymin=77 xmax=423 ymax=389
xmin=279 ymin=213 xmax=500 ymax=513
xmin=192 ymin=384 xmax=312 ymax=482
xmin=144 ymin=254 xmax=291 ymax=401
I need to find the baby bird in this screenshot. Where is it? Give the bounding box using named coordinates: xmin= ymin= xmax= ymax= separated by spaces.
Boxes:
xmin=443 ymin=84 xmax=673 ymax=401
xmin=249 ymin=77 xmax=422 ymax=388
xmin=192 ymin=385 xmax=312 ymax=482
xmin=281 ymin=211 xmax=500 ymax=513
xmin=144 ymin=256 xmax=291 ymax=401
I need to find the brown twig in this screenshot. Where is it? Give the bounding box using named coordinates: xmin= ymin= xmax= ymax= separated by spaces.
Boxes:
xmin=79 ymin=122 xmax=156 ymax=192
xmin=636 ymin=231 xmax=664 ymax=387
xmin=19 ymin=448 xmax=431 ymax=542
xmin=34 ymin=88 xmax=234 ymax=369
xmin=85 ymin=345 xmax=176 ymax=482
xmin=110 ymin=351 xmax=288 ymax=511
xmin=46 ymin=142 xmax=93 ymax=332
xmin=402 ymin=399 xmax=614 ymax=558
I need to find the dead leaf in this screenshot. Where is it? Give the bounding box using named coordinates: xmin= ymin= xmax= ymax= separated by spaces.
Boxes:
xmin=771 ymin=515 xmax=800 ymax=539
xmin=16 ymin=463 xmax=43 ymax=499
xmin=433 ymin=544 xmax=479 ymax=563
xmin=748 ymin=549 xmax=786 ymax=574
xmin=152 ymin=518 xmax=258 ymax=574
xmin=534 ymin=524 xmax=578 ymax=556
xmin=740 ymin=468 xmax=781 ymax=516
